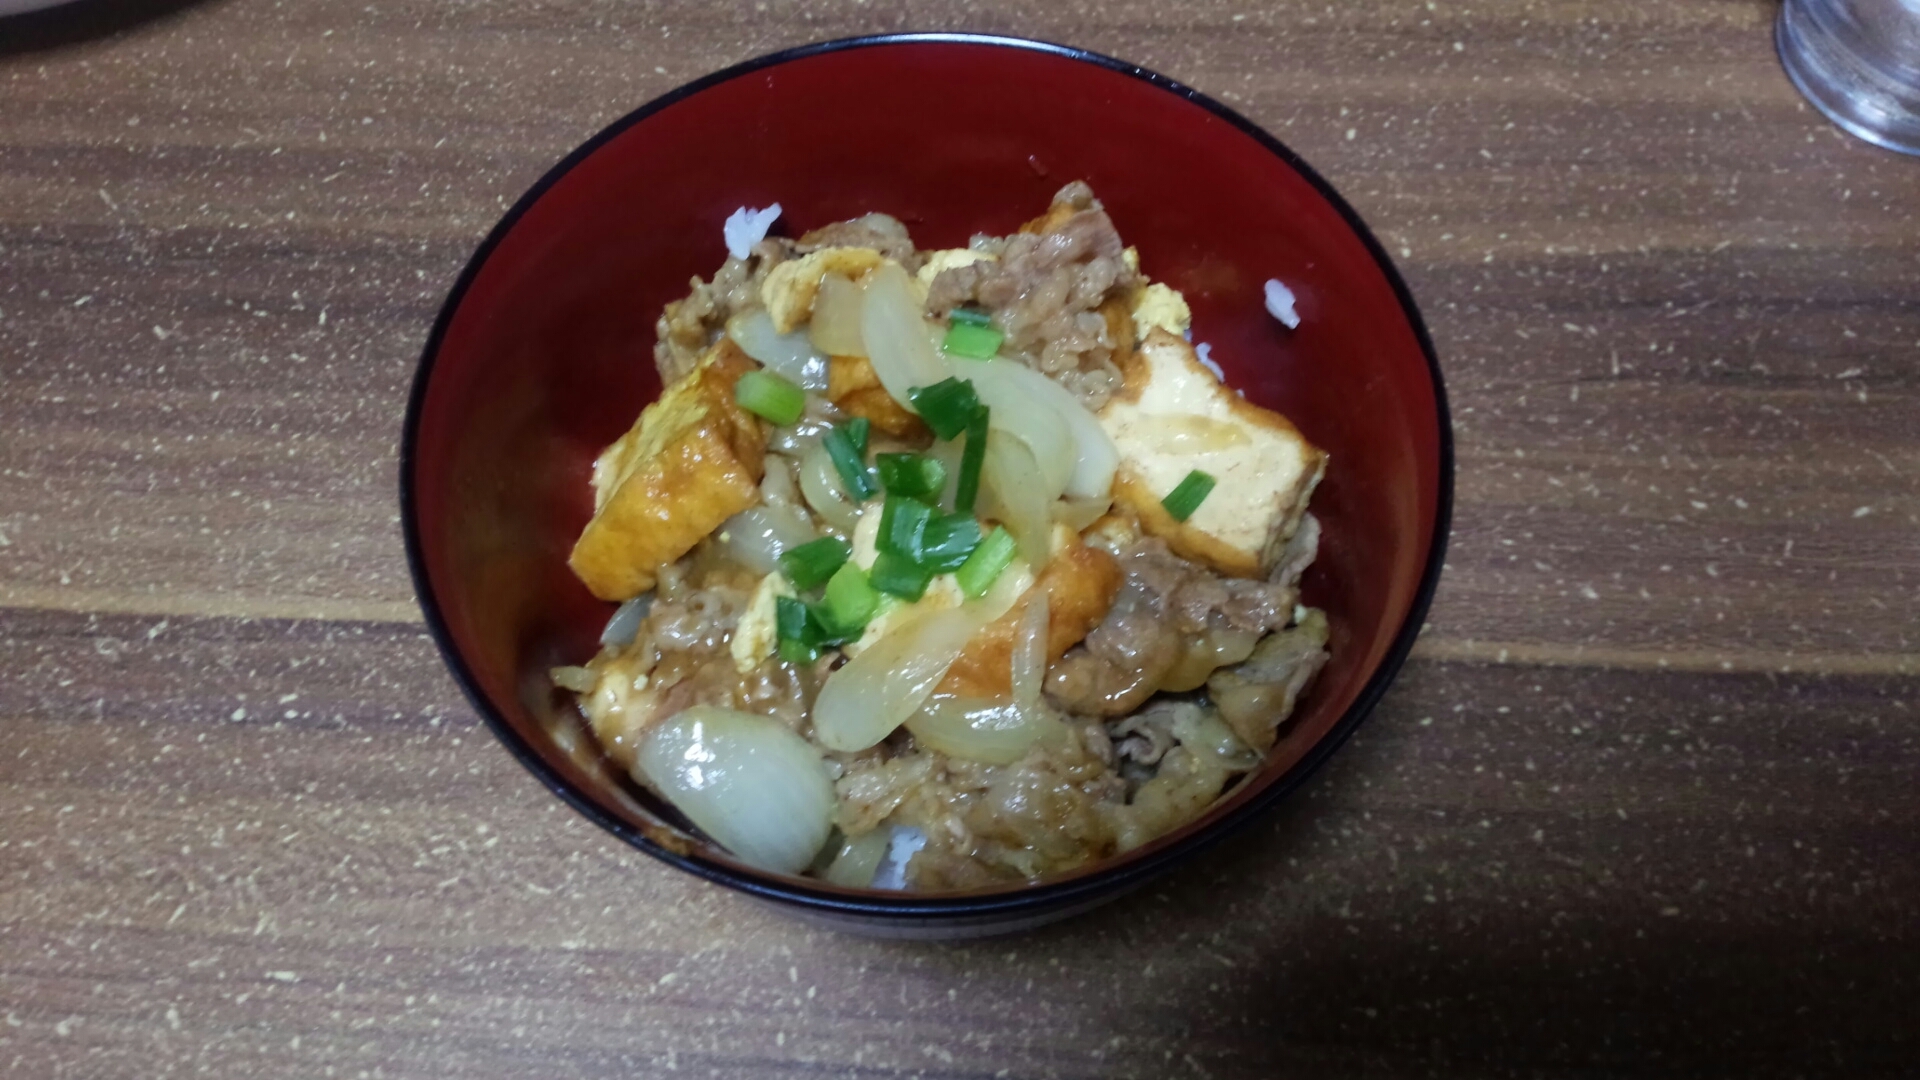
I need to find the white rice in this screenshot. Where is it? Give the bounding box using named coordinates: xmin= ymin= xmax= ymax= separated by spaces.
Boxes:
xmin=1264 ymin=278 xmax=1300 ymax=329
xmin=870 ymin=825 xmax=928 ymax=890
xmin=723 ymin=203 xmax=782 ymax=261
xmin=1194 ymin=342 xmax=1225 ymax=381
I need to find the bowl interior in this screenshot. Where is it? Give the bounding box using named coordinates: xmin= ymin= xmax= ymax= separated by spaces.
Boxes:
xmin=407 ymin=37 xmax=1446 ymax=910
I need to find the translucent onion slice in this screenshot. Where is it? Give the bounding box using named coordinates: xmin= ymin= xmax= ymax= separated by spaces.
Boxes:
xmin=812 ymin=564 xmax=1029 ymax=752
xmin=822 ymin=828 xmax=891 ymax=888
xmin=859 ymin=262 xmax=951 ymax=409
xmin=905 ymin=694 xmax=1068 ymax=766
xmin=982 ymin=431 xmax=1054 ymax=567
xmin=799 ymin=441 xmax=861 ymax=534
xmin=959 ymin=360 xmax=1072 ymax=498
xmin=961 ymin=357 xmax=1118 ymax=499
xmin=726 ymin=309 xmax=830 ymax=391
xmin=1052 ymin=495 xmax=1112 ymax=533
xmin=717 ymin=504 xmax=818 ymax=576
xmin=599 ymin=594 xmax=652 ymax=647
xmin=1010 ymin=592 xmax=1049 ymax=706
xmin=635 ymin=705 xmax=836 ymax=875
xmin=809 ymin=272 xmax=866 ymax=357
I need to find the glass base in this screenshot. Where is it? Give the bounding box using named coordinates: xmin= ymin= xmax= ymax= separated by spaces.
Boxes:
xmin=1776 ymin=3 xmax=1920 ymax=157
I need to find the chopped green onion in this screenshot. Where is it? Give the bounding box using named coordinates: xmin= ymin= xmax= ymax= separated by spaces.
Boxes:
xmin=953 ymin=406 xmax=989 ymax=515
xmin=907 ymin=377 xmax=984 ymax=441
xmin=949 ymin=307 xmax=993 ymax=329
xmin=876 ymin=453 xmax=946 ymax=499
xmin=776 ymin=595 xmax=814 ymax=643
xmin=845 ymin=416 xmax=870 ymax=457
xmin=817 ymin=563 xmax=879 ymax=639
xmin=877 ymin=496 xmax=933 ymax=560
xmin=778 ymin=637 xmax=821 ymax=665
xmin=775 ymin=595 xmax=823 ymax=664
xmin=1161 ymin=469 xmax=1217 ymax=523
xmin=918 ymin=513 xmax=983 ymax=572
xmin=942 ymin=321 xmax=1003 ymax=360
xmin=822 ymin=423 xmax=878 ymax=501
xmin=955 ymin=525 xmax=1017 ymax=599
xmin=734 ymin=370 xmax=806 ymax=425
xmin=778 ymin=536 xmax=851 ymax=590
xmin=869 ymin=551 xmax=935 ymax=601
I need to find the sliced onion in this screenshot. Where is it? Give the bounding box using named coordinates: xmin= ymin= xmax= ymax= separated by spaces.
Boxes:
xmin=927 ymin=435 xmax=966 ymax=513
xmin=599 ymin=594 xmax=652 ymax=647
xmin=823 ymin=828 xmax=892 ymax=888
xmin=859 ymin=261 xmax=950 ymax=409
xmin=1010 ymin=592 xmax=1049 ymax=706
xmin=982 ymin=431 xmax=1054 ymax=567
xmin=812 ymin=564 xmax=1029 ymax=752
xmin=1052 ymin=495 xmax=1111 ymax=533
xmin=799 ymin=441 xmax=861 ymax=534
xmin=962 ymin=357 xmax=1118 ymax=500
xmin=635 ymin=705 xmax=836 ymax=874
xmin=718 ymin=504 xmax=818 ymax=576
xmin=960 ymin=361 xmax=1072 ymax=498
xmin=726 ymin=309 xmax=830 ymax=390
xmin=905 ymin=694 xmax=1067 ymax=766
xmin=809 ymin=272 xmax=866 ymax=356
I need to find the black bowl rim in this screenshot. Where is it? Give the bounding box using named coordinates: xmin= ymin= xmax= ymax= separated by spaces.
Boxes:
xmin=400 ymin=31 xmax=1455 ymax=921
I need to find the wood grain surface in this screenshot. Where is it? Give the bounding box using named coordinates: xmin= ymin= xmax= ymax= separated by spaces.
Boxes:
xmin=2 ymin=2 xmax=1916 ymax=1077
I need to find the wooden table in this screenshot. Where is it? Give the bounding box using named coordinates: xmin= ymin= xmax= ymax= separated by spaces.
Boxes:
xmin=3 ymin=2 xmax=1915 ymax=1076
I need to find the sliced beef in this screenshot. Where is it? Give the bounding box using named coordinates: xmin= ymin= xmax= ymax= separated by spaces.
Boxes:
xmin=1046 ymin=539 xmax=1299 ymax=716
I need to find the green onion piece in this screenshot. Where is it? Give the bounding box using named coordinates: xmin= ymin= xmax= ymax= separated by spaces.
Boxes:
xmin=949 ymin=307 xmax=993 ymax=329
xmin=942 ymin=321 xmax=1003 ymax=360
xmin=822 ymin=423 xmax=878 ymax=501
xmin=907 ymin=378 xmax=984 ymax=441
xmin=1161 ymin=469 xmax=1217 ymax=523
xmin=869 ymin=551 xmax=935 ymax=601
xmin=778 ymin=637 xmax=821 ymax=665
xmin=776 ymin=595 xmax=815 ymax=644
xmin=778 ymin=536 xmax=851 ymax=590
xmin=955 ymin=526 xmax=1017 ymax=599
xmin=953 ymin=406 xmax=989 ymax=515
xmin=918 ymin=513 xmax=983 ymax=572
xmin=875 ymin=453 xmax=946 ymax=499
xmin=846 ymin=416 xmax=870 ymax=457
xmin=877 ymin=496 xmax=933 ymax=560
xmin=816 ymin=563 xmax=879 ymax=640
xmin=734 ymin=370 xmax=807 ymax=425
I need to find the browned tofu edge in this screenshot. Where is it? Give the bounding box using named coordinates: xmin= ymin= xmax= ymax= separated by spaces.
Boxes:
xmin=567 ymin=339 xmax=767 ymax=600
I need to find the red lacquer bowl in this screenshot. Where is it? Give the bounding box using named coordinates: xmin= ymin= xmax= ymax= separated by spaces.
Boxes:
xmin=402 ymin=34 xmax=1451 ymax=937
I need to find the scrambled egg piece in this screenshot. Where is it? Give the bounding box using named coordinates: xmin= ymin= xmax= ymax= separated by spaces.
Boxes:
xmin=938 ymin=525 xmax=1121 ymax=698
xmin=1099 ymin=329 xmax=1326 ymax=579
xmin=827 ymin=355 xmax=927 ymax=439
xmin=1130 ymin=282 xmax=1192 ymax=341
xmin=569 ymin=339 xmax=767 ymax=601
xmin=730 ymin=572 xmax=795 ymax=673
xmin=760 ymin=246 xmax=886 ymax=333
xmin=915 ymin=248 xmax=996 ymax=288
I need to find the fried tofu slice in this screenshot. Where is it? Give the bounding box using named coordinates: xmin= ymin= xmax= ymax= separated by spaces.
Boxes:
xmin=759 ymin=246 xmax=887 ymax=333
xmin=569 ymin=339 xmax=768 ymax=601
xmin=827 ymin=354 xmax=929 ymax=440
xmin=1099 ymin=329 xmax=1326 ymax=579
xmin=938 ymin=526 xmax=1122 ymax=698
